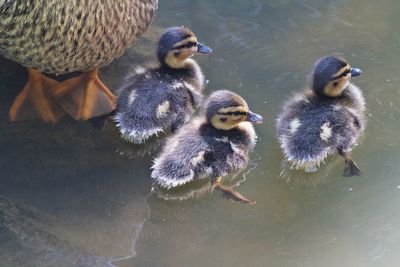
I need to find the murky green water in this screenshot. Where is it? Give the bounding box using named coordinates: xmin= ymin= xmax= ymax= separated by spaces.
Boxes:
xmin=2 ymin=0 xmax=400 ymax=266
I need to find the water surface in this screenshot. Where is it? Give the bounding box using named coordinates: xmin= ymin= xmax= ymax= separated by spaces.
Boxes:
xmin=1 ymin=0 xmax=400 ymax=266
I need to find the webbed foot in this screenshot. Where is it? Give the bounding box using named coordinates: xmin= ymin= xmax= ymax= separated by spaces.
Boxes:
xmin=339 ymin=149 xmax=362 ymax=177
xmin=344 ymin=159 xmax=362 ymax=177
xmin=211 ymin=177 xmax=256 ymax=205
xmin=52 ymin=68 xmax=116 ymax=120
xmin=9 ymin=68 xmax=64 ymax=123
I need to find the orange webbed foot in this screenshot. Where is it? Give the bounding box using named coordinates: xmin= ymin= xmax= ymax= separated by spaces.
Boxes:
xmin=51 ymin=68 xmax=116 ymax=121
xmin=9 ymin=68 xmax=65 ymax=123
xmin=211 ymin=177 xmax=256 ymax=205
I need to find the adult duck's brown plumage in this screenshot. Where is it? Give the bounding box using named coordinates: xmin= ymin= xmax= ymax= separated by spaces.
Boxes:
xmin=0 ymin=0 xmax=158 ymax=122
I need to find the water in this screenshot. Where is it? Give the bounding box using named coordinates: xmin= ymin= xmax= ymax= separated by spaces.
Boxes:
xmin=1 ymin=0 xmax=400 ymax=266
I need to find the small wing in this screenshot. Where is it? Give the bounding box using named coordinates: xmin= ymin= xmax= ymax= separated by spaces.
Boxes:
xmin=115 ymin=72 xmax=197 ymax=143
xmin=115 ymin=78 xmax=170 ymax=143
xmin=182 ymin=81 xmax=203 ymax=108
xmin=277 ymin=96 xmax=336 ymax=169
xmin=151 ymin=121 xmax=211 ymax=188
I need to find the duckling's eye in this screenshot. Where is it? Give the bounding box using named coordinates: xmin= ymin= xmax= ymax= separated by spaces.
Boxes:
xmin=341 ymin=69 xmax=350 ymax=77
xmin=185 ymin=42 xmax=197 ymax=48
xmin=231 ymin=111 xmax=247 ymax=116
xmin=219 ymin=111 xmax=247 ymax=116
xmin=175 ymin=42 xmax=197 ymax=50
xmin=330 ymin=69 xmax=351 ymax=80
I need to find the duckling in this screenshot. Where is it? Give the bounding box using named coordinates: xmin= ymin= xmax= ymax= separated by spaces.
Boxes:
xmin=276 ymin=56 xmax=366 ymax=176
xmin=151 ymin=90 xmax=263 ymax=204
xmin=114 ymin=27 xmax=212 ymax=143
xmin=1 ymin=0 xmax=158 ymax=122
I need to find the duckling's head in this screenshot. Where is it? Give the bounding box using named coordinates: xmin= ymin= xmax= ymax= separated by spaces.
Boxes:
xmin=157 ymin=26 xmax=212 ymax=69
xmin=311 ymin=56 xmax=362 ymax=98
xmin=204 ymin=90 xmax=263 ymax=130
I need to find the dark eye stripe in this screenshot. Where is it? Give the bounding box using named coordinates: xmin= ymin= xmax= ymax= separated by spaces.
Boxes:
xmin=339 ymin=69 xmax=350 ymax=77
xmin=174 ymin=42 xmax=197 ymax=50
xmin=186 ymin=42 xmax=197 ymax=48
xmin=217 ymin=111 xmax=247 ymax=116
xmin=331 ymin=69 xmax=350 ymax=80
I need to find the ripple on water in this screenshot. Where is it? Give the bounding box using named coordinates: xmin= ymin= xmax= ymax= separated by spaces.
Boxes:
xmin=0 ymin=196 xmax=112 ymax=267
xmin=366 ymin=80 xmax=400 ymax=132
xmin=279 ymin=156 xmax=343 ymax=187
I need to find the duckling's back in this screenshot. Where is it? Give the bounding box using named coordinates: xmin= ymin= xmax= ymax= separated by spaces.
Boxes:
xmin=277 ymin=84 xmax=366 ymax=171
xmin=115 ymin=67 xmax=203 ymax=143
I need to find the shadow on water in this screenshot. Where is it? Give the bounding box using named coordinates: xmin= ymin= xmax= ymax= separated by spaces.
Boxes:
xmin=0 ymin=35 xmax=158 ymax=264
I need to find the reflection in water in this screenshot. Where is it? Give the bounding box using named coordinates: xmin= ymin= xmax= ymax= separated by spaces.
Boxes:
xmin=2 ymin=0 xmax=400 ymax=266
xmin=152 ymin=158 xmax=260 ymax=202
xmin=103 ymin=121 xmax=166 ymax=160
xmin=152 ymin=179 xmax=213 ymax=202
xmin=279 ymin=157 xmax=341 ymax=186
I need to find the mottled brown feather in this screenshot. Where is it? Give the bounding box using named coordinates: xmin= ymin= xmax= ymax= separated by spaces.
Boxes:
xmin=0 ymin=0 xmax=158 ymax=74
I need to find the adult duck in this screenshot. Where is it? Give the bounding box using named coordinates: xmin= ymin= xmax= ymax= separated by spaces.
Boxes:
xmin=0 ymin=0 xmax=158 ymax=122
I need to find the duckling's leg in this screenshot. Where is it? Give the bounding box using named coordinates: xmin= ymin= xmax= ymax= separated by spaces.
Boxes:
xmin=211 ymin=176 xmax=256 ymax=204
xmin=338 ymin=149 xmax=362 ymax=177
xmin=9 ymin=68 xmax=64 ymax=123
xmin=51 ymin=68 xmax=116 ymax=120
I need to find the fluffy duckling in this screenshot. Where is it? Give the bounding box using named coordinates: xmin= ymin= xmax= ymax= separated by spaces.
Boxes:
xmin=151 ymin=90 xmax=263 ymax=204
xmin=114 ymin=27 xmax=212 ymax=143
xmin=276 ymin=56 xmax=366 ymax=176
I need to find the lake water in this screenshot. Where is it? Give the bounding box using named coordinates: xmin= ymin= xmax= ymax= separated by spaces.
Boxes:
xmin=1 ymin=0 xmax=400 ymax=266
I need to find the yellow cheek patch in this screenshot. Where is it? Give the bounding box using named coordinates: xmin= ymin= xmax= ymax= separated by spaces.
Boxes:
xmin=165 ymin=36 xmax=199 ymax=68
xmin=211 ymin=114 xmax=240 ymax=130
xmin=177 ymin=48 xmax=195 ymax=61
xmin=165 ymin=49 xmax=194 ymax=68
xmin=165 ymin=51 xmax=182 ymax=68
xmin=324 ymin=78 xmax=349 ymax=97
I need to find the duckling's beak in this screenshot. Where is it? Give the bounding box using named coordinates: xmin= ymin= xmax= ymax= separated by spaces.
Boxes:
xmin=246 ymin=111 xmax=263 ymax=124
xmin=351 ymin=67 xmax=362 ymax=77
xmin=197 ymin=43 xmax=212 ymax=54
